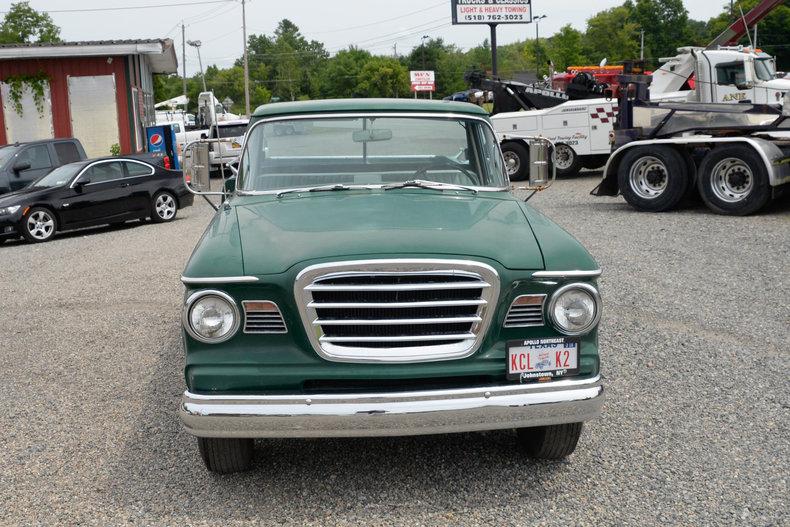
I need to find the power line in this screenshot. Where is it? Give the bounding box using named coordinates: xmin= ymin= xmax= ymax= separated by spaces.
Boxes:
xmin=7 ymin=0 xmax=234 ymax=14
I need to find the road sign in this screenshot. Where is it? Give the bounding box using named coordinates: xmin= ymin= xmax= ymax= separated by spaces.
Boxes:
xmin=451 ymin=0 xmax=532 ymax=25
xmin=410 ymin=70 xmax=435 ymax=92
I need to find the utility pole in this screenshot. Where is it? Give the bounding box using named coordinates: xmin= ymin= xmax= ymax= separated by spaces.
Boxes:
xmin=188 ymin=40 xmax=207 ymax=92
xmin=640 ymin=29 xmax=645 ymax=60
xmin=181 ymin=22 xmax=187 ymax=99
xmin=242 ymin=0 xmax=251 ymax=117
xmin=534 ymin=15 xmax=547 ymax=79
xmin=490 ymin=24 xmax=498 ymax=77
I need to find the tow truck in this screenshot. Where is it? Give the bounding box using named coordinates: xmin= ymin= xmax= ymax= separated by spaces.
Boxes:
xmin=492 ymin=0 xmax=789 ymax=180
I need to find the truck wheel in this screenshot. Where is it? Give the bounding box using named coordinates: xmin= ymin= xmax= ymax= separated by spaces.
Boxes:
xmin=516 ymin=422 xmax=583 ymax=459
xmin=198 ymin=437 xmax=254 ymax=474
xmin=501 ymin=141 xmax=529 ymax=181
xmin=617 ymin=146 xmax=687 ymax=212
xmin=696 ymin=145 xmax=771 ymax=216
xmin=553 ymin=143 xmax=581 ymax=177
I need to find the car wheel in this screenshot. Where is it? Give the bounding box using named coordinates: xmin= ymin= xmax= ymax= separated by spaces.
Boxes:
xmin=197 ymin=437 xmax=254 ymax=474
xmin=516 ymin=422 xmax=583 ymax=460
xmin=617 ymin=145 xmax=688 ymax=212
xmin=152 ymin=191 xmax=178 ymax=223
xmin=501 ymin=141 xmax=529 ymax=181
xmin=21 ymin=207 xmax=57 ymax=243
xmin=553 ymin=143 xmax=582 ymax=177
xmin=696 ymin=145 xmax=771 ymax=216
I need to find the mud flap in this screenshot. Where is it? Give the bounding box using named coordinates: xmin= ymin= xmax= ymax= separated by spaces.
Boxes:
xmin=590 ymin=171 xmax=619 ymax=196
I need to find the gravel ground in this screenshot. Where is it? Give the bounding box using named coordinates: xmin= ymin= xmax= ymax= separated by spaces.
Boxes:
xmin=0 ymin=175 xmax=787 ymax=526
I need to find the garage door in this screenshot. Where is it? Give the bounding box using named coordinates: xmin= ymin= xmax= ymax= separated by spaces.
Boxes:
xmin=68 ymin=75 xmax=120 ymax=158
xmin=1 ymin=81 xmax=54 ymax=142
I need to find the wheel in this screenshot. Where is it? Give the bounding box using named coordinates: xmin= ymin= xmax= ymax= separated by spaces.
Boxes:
xmin=580 ymin=155 xmax=607 ymax=170
xmin=197 ymin=437 xmax=254 ymax=474
xmin=553 ymin=143 xmax=582 ymax=177
xmin=516 ymin=422 xmax=583 ymax=460
xmin=696 ymin=145 xmax=771 ymax=216
xmin=617 ymin=145 xmax=688 ymax=212
xmin=151 ymin=191 xmax=178 ymax=223
xmin=501 ymin=141 xmax=529 ymax=181
xmin=21 ymin=207 xmax=57 ymax=243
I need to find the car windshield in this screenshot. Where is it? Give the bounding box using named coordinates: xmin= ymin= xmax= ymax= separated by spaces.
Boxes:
xmin=0 ymin=145 xmax=19 ymax=166
xmin=754 ymin=58 xmax=775 ymax=81
xmin=238 ymin=115 xmax=507 ymax=192
xmin=32 ymin=164 xmax=81 ymax=188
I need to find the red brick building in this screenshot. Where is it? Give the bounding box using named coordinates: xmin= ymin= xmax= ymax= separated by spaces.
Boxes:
xmin=0 ymin=39 xmax=177 ymax=157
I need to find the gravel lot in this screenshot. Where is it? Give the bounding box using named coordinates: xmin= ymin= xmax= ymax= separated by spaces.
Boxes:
xmin=1 ymin=175 xmax=787 ymax=526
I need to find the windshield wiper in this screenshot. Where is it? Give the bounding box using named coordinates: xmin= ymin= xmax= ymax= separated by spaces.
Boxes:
xmin=383 ymin=179 xmax=478 ymax=194
xmin=276 ymin=184 xmax=354 ymax=198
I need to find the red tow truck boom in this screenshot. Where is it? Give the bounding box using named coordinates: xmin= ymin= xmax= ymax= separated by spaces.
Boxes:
xmin=707 ymin=0 xmax=785 ymax=48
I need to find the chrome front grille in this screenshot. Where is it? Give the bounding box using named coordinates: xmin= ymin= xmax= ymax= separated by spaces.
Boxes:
xmin=295 ymin=260 xmax=500 ymax=363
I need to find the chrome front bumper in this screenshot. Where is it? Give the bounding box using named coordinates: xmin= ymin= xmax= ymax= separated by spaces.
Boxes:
xmin=179 ymin=376 xmax=604 ymax=438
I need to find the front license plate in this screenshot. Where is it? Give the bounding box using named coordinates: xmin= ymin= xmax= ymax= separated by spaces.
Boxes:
xmin=507 ymin=338 xmax=579 ymax=381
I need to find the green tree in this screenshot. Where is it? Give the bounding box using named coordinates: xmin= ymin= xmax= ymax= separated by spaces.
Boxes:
xmin=0 ymin=1 xmax=61 ymax=44
xmin=630 ymin=0 xmax=691 ymax=63
xmin=584 ymin=5 xmax=640 ymax=64
xmin=355 ymin=57 xmax=409 ymax=98
xmin=320 ymin=47 xmax=373 ymax=98
xmin=547 ymin=25 xmax=587 ymax=71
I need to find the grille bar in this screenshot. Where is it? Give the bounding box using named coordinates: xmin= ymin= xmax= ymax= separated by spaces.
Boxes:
xmin=308 ymin=299 xmax=487 ymax=309
xmin=320 ymin=333 xmax=476 ymax=343
xmin=305 ymin=282 xmax=490 ymax=292
xmin=313 ymin=316 xmax=482 ymax=326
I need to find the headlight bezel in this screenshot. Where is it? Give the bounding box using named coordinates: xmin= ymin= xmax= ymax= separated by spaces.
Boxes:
xmin=183 ymin=289 xmax=241 ymax=344
xmin=0 ymin=205 xmax=21 ymax=216
xmin=547 ymin=282 xmax=601 ymax=336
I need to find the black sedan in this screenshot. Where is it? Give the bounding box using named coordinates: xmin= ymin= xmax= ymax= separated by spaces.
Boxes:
xmin=0 ymin=157 xmax=194 ymax=243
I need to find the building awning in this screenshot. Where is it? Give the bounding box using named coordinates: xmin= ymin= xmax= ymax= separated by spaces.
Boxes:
xmin=0 ymin=39 xmax=178 ymax=73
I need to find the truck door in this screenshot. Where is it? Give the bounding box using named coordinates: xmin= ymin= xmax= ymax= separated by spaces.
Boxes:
xmin=11 ymin=144 xmax=54 ymax=190
xmin=713 ymin=61 xmax=751 ymax=103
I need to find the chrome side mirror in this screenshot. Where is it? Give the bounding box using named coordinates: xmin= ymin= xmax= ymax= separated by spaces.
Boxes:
xmin=183 ymin=141 xmax=223 ymax=197
xmin=529 ymin=138 xmax=551 ymax=188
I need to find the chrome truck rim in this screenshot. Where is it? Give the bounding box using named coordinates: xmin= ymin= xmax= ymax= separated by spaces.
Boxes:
xmin=156 ymin=194 xmax=176 ymax=219
xmin=27 ymin=210 xmax=55 ymax=240
xmin=710 ymin=158 xmax=753 ymax=203
xmin=553 ymin=144 xmax=574 ymax=170
xmin=628 ymin=156 xmax=667 ymax=199
xmin=503 ymin=150 xmax=520 ymax=176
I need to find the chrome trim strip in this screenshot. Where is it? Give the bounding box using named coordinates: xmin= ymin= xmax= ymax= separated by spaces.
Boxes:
xmin=313 ymin=316 xmax=482 ymax=326
xmin=182 ymin=290 xmax=241 ymax=344
xmin=179 ymin=376 xmax=604 ymax=438
xmin=305 ymin=282 xmax=490 ymax=292
xmin=294 ymin=259 xmax=500 ymax=364
xmin=531 ymin=270 xmax=602 ymax=279
xmin=181 ymin=275 xmax=259 ymax=284
xmin=69 ymin=158 xmax=154 ymax=188
xmin=235 ymin=112 xmax=511 ymax=194
xmin=308 ymin=299 xmax=487 ymax=309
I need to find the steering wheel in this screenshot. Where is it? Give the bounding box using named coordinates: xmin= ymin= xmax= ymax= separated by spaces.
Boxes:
xmin=413 ymin=159 xmax=480 ymax=185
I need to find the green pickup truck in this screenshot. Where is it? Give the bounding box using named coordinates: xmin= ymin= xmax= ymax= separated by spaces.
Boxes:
xmin=179 ymin=99 xmax=604 ymax=473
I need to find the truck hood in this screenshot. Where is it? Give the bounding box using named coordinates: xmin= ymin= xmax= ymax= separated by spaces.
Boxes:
xmin=233 ymin=191 xmax=544 ymax=274
xmin=759 ymin=78 xmax=790 ymax=91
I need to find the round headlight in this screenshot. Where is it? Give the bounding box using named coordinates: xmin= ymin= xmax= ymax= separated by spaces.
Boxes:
xmin=548 ymin=283 xmax=601 ymax=335
xmin=183 ymin=290 xmax=240 ymax=343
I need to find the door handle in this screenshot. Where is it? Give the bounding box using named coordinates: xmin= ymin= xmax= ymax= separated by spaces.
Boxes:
xmin=120 ymin=183 xmax=131 ymax=188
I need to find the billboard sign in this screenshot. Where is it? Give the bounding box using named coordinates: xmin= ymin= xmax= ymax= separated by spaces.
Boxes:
xmin=451 ymin=0 xmax=532 ymax=25
xmin=410 ymin=70 xmax=436 ymax=92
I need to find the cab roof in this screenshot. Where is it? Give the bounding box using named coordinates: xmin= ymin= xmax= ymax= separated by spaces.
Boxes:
xmin=250 ymin=98 xmax=490 ymax=121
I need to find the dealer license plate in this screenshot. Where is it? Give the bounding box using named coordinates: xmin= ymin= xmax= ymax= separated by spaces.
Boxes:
xmin=507 ymin=338 xmax=579 ymax=381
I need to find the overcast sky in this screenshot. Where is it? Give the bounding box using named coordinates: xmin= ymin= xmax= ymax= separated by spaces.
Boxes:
xmin=22 ymin=1 xmax=726 ymax=76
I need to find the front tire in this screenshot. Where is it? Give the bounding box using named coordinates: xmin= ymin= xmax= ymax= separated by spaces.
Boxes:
xmin=501 ymin=141 xmax=529 ymax=181
xmin=553 ymin=143 xmax=581 ymax=177
xmin=21 ymin=207 xmax=57 ymax=243
xmin=198 ymin=437 xmax=254 ymax=474
xmin=617 ymin=145 xmax=688 ymax=212
xmin=517 ymin=422 xmax=583 ymax=459
xmin=697 ymin=145 xmax=771 ymax=216
xmin=151 ymin=191 xmax=178 ymax=223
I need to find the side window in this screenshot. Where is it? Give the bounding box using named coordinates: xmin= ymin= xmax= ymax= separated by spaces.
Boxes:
xmin=85 ymin=162 xmax=123 ymax=183
xmin=54 ymin=142 xmax=82 ymax=164
xmin=123 ymin=161 xmax=153 ymax=177
xmin=172 ymin=123 xmax=181 ymax=133
xmin=17 ymin=145 xmax=53 ymax=170
xmin=716 ymin=62 xmax=746 ymax=86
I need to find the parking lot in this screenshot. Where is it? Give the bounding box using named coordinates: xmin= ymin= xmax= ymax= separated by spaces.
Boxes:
xmin=1 ymin=174 xmax=787 ymax=526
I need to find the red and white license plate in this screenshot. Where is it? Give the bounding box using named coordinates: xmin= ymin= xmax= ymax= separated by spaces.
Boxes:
xmin=507 ymin=338 xmax=579 ymax=381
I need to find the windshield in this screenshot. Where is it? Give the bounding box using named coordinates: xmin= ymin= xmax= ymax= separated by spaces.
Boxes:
xmin=754 ymin=58 xmax=775 ymax=81
xmin=32 ymin=164 xmax=81 ymax=188
xmin=217 ymin=124 xmax=248 ymax=138
xmin=0 ymin=145 xmax=19 ymax=166
xmin=238 ymin=116 xmax=507 ymax=192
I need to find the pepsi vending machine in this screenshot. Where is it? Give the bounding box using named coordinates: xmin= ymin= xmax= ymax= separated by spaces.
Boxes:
xmin=145 ymin=125 xmax=180 ymax=169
